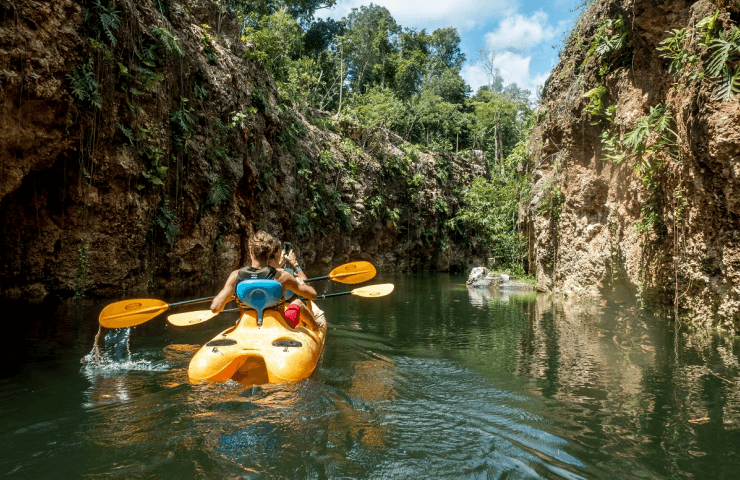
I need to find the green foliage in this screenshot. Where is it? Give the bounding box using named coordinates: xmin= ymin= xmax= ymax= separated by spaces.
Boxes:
xmin=140 ymin=147 xmax=167 ymax=187
xmin=155 ymin=198 xmax=179 ymax=246
xmin=205 ymin=175 xmax=230 ymax=208
xmin=623 ymin=104 xmax=677 ymax=177
xmin=456 ymin=177 xmax=524 ymax=268
xmin=308 ymin=114 xmax=340 ymax=132
xmin=194 ymin=82 xmax=208 ymax=101
xmin=434 ymin=154 xmax=451 ymax=182
xmin=433 ymin=197 xmax=448 ymax=215
xmin=656 ymin=13 xmax=740 ymax=101
xmin=384 ymin=206 xmax=401 ymax=228
xmin=697 ymin=11 xmax=720 ymax=45
xmin=347 ymin=86 xmax=407 ymax=131
xmin=151 ymin=27 xmax=183 ymax=59
xmin=583 ymin=86 xmax=615 ymax=124
xmin=407 ymin=172 xmax=425 ymax=195
xmin=293 ymin=210 xmax=315 ymax=237
xmin=153 ymin=0 xmax=172 ymax=18
xmin=635 ymin=200 xmax=665 ymax=235
xmin=200 ymin=24 xmax=219 ymax=63
xmin=581 ymin=14 xmax=630 ymax=76
xmin=242 ymin=11 xmax=302 ymax=75
xmin=68 ymin=62 xmax=102 ymax=109
xmin=170 ymin=98 xmax=196 ymax=151
xmin=365 ymin=195 xmax=384 ymax=221
xmin=226 ymin=0 xmax=337 ymax=27
xmin=537 ymin=179 xmax=564 ymax=222
xmin=336 ymin=202 xmax=353 ymax=230
xmin=277 ymin=117 xmax=307 ymax=155
xmin=706 ymin=26 xmax=740 ymax=100
xmin=597 ymin=104 xmax=677 ymax=238
xmin=318 ymin=148 xmax=341 ymax=172
xmin=599 ymin=129 xmax=626 ymax=164
xmin=121 ymin=47 xmax=165 ymax=93
xmin=658 ymin=29 xmax=702 ymax=85
xmin=116 ymin=123 xmax=135 ymax=145
xmin=340 ymin=137 xmax=361 ymax=157
xmin=84 ymin=0 xmax=121 ymax=46
xmin=713 ymin=64 xmax=740 ymax=101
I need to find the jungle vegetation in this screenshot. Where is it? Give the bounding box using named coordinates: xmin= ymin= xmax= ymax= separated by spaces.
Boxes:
xmin=232 ymin=0 xmax=535 ymax=272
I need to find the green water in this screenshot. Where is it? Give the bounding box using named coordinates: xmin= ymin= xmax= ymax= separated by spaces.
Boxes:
xmin=2 ymin=274 xmax=740 ymax=479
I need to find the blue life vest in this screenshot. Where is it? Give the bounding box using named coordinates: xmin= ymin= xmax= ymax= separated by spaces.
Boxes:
xmin=234 ymin=266 xmax=283 ymax=326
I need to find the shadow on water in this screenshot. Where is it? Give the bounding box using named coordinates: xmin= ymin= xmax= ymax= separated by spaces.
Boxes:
xmin=2 ymin=275 xmax=740 ymax=478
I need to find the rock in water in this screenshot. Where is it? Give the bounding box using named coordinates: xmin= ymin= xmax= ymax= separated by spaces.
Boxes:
xmin=466 ymin=267 xmax=503 ymax=289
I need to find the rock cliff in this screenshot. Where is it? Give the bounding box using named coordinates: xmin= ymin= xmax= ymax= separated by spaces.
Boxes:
xmin=0 ymin=0 xmax=487 ymax=301
xmin=527 ymin=0 xmax=740 ymax=330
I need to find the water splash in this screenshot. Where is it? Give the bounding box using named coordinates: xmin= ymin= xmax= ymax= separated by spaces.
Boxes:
xmin=81 ymin=327 xmax=169 ymax=373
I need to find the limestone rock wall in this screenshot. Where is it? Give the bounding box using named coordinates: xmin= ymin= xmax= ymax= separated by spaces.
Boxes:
xmin=0 ymin=0 xmax=488 ymax=301
xmin=527 ymin=0 xmax=740 ymax=330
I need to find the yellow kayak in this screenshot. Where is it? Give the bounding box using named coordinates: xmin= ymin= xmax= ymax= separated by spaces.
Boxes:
xmin=188 ymin=303 xmax=326 ymax=386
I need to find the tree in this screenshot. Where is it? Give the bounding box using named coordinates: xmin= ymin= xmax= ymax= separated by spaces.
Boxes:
xmin=428 ymin=27 xmax=466 ymax=73
xmin=223 ymin=0 xmax=337 ymax=27
xmin=337 ymin=4 xmax=401 ymax=94
xmin=424 ymin=67 xmax=470 ymax=105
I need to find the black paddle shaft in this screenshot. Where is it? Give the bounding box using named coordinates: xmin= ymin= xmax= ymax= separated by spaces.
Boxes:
xmin=169 ymin=297 xmax=214 ymax=307
xmin=315 ymin=291 xmax=352 ymax=300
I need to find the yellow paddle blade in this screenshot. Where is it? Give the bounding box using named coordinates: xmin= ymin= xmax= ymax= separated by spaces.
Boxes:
xmin=352 ymin=283 xmax=394 ymax=298
xmin=328 ymin=261 xmax=377 ymax=284
xmin=168 ymin=310 xmax=218 ymax=326
xmin=99 ymin=299 xmax=169 ymax=328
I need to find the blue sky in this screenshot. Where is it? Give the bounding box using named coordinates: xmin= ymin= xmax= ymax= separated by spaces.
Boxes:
xmin=321 ymin=0 xmax=582 ymax=95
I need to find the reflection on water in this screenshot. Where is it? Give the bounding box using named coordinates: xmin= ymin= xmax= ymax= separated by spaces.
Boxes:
xmin=2 ymin=275 xmax=740 ymax=478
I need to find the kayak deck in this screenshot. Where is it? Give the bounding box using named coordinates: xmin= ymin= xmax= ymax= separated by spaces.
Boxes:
xmin=188 ymin=303 xmax=326 ymax=386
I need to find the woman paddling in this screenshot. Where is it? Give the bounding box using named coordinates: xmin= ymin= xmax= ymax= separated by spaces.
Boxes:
xmin=210 ymin=231 xmax=321 ymax=329
xmin=268 ymin=238 xmax=326 ymax=328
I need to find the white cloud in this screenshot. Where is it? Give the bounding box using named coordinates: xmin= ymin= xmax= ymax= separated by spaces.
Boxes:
xmin=461 ymin=51 xmax=548 ymax=96
xmin=492 ymin=51 xmax=548 ymax=92
xmin=460 ymin=64 xmax=489 ymax=94
xmin=323 ymin=0 xmax=516 ymax=31
xmin=484 ymin=11 xmax=558 ymax=52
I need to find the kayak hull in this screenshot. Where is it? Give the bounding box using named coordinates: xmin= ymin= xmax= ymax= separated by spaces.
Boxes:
xmin=188 ymin=305 xmax=326 ymax=386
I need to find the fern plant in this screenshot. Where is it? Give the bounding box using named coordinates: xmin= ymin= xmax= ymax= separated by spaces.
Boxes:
xmin=151 ymin=27 xmax=183 ymax=59
xmin=84 ymin=0 xmax=121 ymax=46
xmin=68 ymin=62 xmax=103 ymax=109
xmin=170 ymin=98 xmax=196 ymax=151
xmin=155 ymin=198 xmax=179 ymax=246
xmin=205 ymin=176 xmax=230 ymax=207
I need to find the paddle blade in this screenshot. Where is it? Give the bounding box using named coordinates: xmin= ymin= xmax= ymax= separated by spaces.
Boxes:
xmin=168 ymin=310 xmax=218 ymax=326
xmin=99 ymin=299 xmax=169 ymax=328
xmin=328 ymin=261 xmax=377 ymax=284
xmin=351 ymin=283 xmax=394 ymax=298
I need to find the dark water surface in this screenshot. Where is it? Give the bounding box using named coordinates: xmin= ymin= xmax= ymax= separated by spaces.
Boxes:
xmin=3 ymin=274 xmax=740 ymax=479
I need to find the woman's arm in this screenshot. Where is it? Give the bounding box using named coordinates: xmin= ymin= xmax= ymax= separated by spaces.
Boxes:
xmin=210 ymin=270 xmax=238 ymax=313
xmin=281 ymin=250 xmax=307 ymax=281
xmin=280 ymin=271 xmax=317 ymax=300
